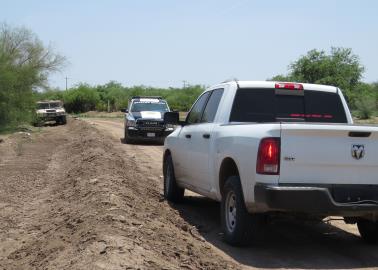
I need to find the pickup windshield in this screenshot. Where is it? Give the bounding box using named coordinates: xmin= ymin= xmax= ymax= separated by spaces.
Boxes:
xmin=131 ymin=101 xmax=169 ymax=112
xmin=37 ymin=102 xmax=62 ymax=109
xmin=230 ymin=88 xmax=347 ymax=123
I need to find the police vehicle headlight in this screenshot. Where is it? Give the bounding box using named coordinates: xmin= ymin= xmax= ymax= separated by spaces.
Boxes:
xmin=56 ymin=110 xmax=65 ymax=115
xmin=127 ymin=120 xmax=136 ymax=127
xmin=165 ymin=124 xmax=175 ymax=131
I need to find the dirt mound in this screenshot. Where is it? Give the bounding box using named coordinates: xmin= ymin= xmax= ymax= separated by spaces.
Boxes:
xmin=1 ymin=120 xmax=237 ymax=269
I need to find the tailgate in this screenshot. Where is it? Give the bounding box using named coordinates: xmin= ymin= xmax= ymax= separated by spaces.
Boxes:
xmin=279 ymin=124 xmax=378 ymax=185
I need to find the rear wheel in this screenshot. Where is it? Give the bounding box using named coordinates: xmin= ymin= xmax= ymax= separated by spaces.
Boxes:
xmin=163 ymin=154 xmax=184 ymax=202
xmin=221 ymin=176 xmax=262 ymax=246
xmin=357 ymin=219 xmax=378 ymax=244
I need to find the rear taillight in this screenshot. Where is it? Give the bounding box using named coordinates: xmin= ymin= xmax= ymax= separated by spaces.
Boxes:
xmin=256 ymin=138 xmax=280 ymax=175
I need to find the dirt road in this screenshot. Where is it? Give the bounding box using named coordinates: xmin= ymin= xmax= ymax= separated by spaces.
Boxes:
xmin=1 ymin=118 xmax=378 ymax=270
xmin=0 ymin=119 xmax=237 ymax=270
xmin=88 ymin=118 xmax=378 ymax=269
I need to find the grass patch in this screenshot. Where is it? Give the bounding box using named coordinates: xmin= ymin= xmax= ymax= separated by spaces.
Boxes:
xmin=352 ymin=110 xmax=378 ymax=125
xmin=0 ymin=124 xmax=40 ymax=135
xmin=354 ymin=117 xmax=378 ymax=125
xmin=73 ymin=111 xmax=124 ymax=119
xmin=73 ymin=111 xmax=189 ymax=121
xmin=0 ymin=127 xmax=16 ymax=135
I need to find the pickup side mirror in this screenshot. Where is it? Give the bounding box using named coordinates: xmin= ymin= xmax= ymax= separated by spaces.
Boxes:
xmin=164 ymin=111 xmax=179 ymax=125
xmin=121 ymin=108 xmax=128 ymax=113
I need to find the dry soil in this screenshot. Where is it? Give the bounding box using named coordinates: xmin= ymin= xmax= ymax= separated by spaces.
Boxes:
xmin=1 ymin=118 xmax=378 ymax=270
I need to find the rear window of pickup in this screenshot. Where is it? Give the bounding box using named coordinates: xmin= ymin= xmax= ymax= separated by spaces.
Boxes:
xmin=229 ymin=88 xmax=347 ymax=123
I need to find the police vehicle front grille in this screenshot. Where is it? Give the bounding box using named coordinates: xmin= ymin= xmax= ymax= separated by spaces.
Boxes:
xmin=137 ymin=120 xmax=164 ymax=131
xmin=139 ymin=126 xmax=164 ymax=131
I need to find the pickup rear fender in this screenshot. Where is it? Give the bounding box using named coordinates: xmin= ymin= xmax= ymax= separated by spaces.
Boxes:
xmin=215 ymin=130 xmax=281 ymax=206
xmin=217 ymin=152 xmax=270 ymax=209
xmin=215 ymin=138 xmax=258 ymax=205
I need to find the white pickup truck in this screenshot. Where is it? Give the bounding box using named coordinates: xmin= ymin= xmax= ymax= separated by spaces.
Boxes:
xmin=163 ymin=81 xmax=378 ymax=246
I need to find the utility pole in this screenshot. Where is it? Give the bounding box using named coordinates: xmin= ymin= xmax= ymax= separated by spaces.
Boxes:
xmin=65 ymin=76 xmax=68 ymax=91
xmin=182 ymin=80 xmax=187 ymax=89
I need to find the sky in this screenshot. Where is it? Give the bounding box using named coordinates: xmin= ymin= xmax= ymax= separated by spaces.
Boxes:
xmin=2 ymin=0 xmax=378 ymax=89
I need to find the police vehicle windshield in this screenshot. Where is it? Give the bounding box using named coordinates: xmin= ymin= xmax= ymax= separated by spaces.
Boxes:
xmin=131 ymin=100 xmax=169 ymax=112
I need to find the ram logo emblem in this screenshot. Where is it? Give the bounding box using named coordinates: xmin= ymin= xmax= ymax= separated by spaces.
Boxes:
xmin=351 ymin=144 xmax=365 ymax=160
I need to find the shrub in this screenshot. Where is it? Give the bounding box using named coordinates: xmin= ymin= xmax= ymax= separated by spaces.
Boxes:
xmin=355 ymin=96 xmax=376 ymax=119
xmin=0 ymin=23 xmax=65 ymax=131
xmin=63 ymin=84 xmax=100 ymax=113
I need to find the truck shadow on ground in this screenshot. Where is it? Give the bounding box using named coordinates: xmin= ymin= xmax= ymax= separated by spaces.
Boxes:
xmin=34 ymin=122 xmax=62 ymax=127
xmin=172 ymin=195 xmax=378 ymax=269
xmin=120 ymin=138 xmax=163 ymax=146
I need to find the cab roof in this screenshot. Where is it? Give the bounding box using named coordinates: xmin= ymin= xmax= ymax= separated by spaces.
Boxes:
xmin=215 ymin=81 xmax=338 ymax=93
xmin=131 ymin=96 xmax=167 ymax=103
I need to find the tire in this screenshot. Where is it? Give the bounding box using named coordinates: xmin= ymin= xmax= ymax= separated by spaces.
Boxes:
xmin=124 ymin=128 xmax=134 ymax=144
xmin=61 ymin=115 xmax=67 ymax=125
xmin=56 ymin=116 xmax=66 ymax=125
xmin=163 ymin=154 xmax=184 ymax=202
xmin=357 ymin=219 xmax=378 ymax=244
xmin=221 ymin=176 xmax=260 ymax=246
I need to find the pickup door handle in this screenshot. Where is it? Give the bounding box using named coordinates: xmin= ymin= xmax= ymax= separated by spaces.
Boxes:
xmin=203 ymin=134 xmax=211 ymax=139
xmin=185 ymin=134 xmax=191 ymax=139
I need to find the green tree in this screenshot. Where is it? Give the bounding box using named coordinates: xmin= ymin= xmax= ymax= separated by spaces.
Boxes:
xmin=372 ymin=82 xmax=378 ymax=111
xmin=35 ymin=82 xmax=205 ymax=114
xmin=63 ymin=83 xmax=100 ymax=113
xmin=290 ymin=48 xmax=364 ymax=101
xmin=354 ymin=83 xmax=376 ymax=119
xmin=270 ymin=74 xmax=293 ymax=82
xmin=95 ymin=81 xmax=128 ymax=111
xmin=0 ymin=23 xmax=65 ymax=130
xmin=269 ymin=47 xmax=365 ymax=109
